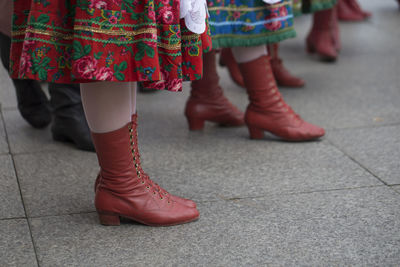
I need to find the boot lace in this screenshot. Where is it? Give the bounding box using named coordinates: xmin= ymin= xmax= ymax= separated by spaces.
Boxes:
xmin=128 ymin=123 xmax=172 ymax=203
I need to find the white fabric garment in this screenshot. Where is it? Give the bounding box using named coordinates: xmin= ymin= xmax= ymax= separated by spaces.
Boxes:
xmin=262 ymin=0 xmax=283 ymax=4
xmin=180 ymin=0 xmax=208 ymax=34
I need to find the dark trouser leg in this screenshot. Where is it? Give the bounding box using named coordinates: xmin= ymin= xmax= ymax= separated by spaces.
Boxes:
xmin=49 ymin=83 xmax=94 ymax=151
xmin=0 ymin=32 xmax=51 ymax=128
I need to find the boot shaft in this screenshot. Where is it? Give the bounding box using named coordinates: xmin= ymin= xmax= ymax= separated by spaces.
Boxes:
xmin=238 ymin=56 xmax=285 ymax=113
xmin=312 ymin=8 xmax=336 ymax=30
xmin=49 ymin=83 xmax=82 ymax=115
xmin=190 ymin=50 xmax=222 ymax=99
xmin=91 ymin=120 xmax=143 ymax=191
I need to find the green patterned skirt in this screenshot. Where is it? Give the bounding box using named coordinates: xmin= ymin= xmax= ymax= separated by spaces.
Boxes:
xmin=293 ymin=0 xmax=337 ymax=15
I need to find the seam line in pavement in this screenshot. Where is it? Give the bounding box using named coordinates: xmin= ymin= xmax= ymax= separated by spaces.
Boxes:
xmin=326 ymin=138 xmax=389 ymax=186
xmin=0 ymin=216 xmax=27 ymax=221
xmin=327 ymin=122 xmax=400 ymax=132
xmin=219 ymin=184 xmax=388 ymax=201
xmin=1 ymin=110 xmax=41 ymax=267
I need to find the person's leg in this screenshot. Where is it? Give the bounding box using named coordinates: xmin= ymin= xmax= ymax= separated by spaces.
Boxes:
xmin=81 ymin=82 xmax=199 ymax=226
xmin=130 ymin=82 xmax=137 ymax=116
xmin=185 ymin=50 xmax=244 ymax=130
xmin=267 ymin=43 xmax=305 ymax=88
xmin=232 ymin=46 xmax=325 ymax=141
xmin=49 ymin=83 xmax=94 ymax=151
xmin=0 ymin=32 xmax=51 ymax=128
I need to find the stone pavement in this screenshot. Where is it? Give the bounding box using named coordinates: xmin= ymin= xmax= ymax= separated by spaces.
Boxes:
xmin=1 ymin=1 xmax=399 ymax=266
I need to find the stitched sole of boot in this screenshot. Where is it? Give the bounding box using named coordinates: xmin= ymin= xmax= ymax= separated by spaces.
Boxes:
xmin=97 ymin=211 xmax=200 ymax=227
xmin=248 ymin=126 xmax=324 ymax=142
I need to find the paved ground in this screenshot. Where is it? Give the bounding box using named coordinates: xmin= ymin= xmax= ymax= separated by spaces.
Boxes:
xmin=1 ymin=1 xmax=399 ymax=266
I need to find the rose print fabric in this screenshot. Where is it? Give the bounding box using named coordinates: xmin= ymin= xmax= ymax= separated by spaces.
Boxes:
xmin=10 ymin=0 xmax=212 ymax=91
xmin=207 ymin=0 xmax=296 ymax=49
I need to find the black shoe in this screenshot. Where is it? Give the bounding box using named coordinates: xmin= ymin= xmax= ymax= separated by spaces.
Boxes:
xmin=49 ymin=83 xmax=95 ymax=152
xmin=0 ymin=33 xmax=51 ymax=128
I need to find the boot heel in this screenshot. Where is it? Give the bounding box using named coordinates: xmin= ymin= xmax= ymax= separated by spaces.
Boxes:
xmin=248 ymin=126 xmax=264 ymax=139
xmin=98 ymin=212 xmax=121 ymax=226
xmin=187 ymin=117 xmax=205 ymax=131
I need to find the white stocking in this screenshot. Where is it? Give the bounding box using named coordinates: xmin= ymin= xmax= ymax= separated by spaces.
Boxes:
xmin=80 ymin=82 xmax=132 ymax=133
xmin=130 ymin=82 xmax=137 ymax=115
xmin=231 ymin=45 xmax=268 ymax=63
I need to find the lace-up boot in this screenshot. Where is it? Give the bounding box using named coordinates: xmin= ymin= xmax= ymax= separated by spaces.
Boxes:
xmin=185 ymin=50 xmax=244 ymax=130
xmin=92 ymin=120 xmax=199 ymax=226
xmin=219 ymin=48 xmax=245 ymax=87
xmin=267 ymin=43 xmax=305 ymax=88
xmin=94 ymin=114 xmax=196 ymax=208
xmin=239 ymin=56 xmax=325 ymax=141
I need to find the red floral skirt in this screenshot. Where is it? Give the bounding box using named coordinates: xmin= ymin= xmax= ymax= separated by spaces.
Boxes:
xmin=10 ymin=0 xmax=212 ymax=91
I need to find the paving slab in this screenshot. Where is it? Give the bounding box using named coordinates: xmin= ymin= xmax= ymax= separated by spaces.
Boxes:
xmin=0 ymin=155 xmax=25 ymax=219
xmin=30 ymin=186 xmax=400 ymax=266
xmin=328 ymin=124 xmax=400 ymax=185
xmin=392 ymin=185 xmax=400 ymax=194
xmin=2 ymin=109 xmax=78 ymax=154
xmin=137 ymin=134 xmax=382 ymax=201
xmin=0 ymin=114 xmax=9 ymax=154
xmin=361 ymin=0 xmax=400 ymax=37
xmin=0 ymin=219 xmax=37 ymax=267
xmin=0 ymin=65 xmax=17 ymax=110
xmin=235 ymin=186 xmax=400 ymax=266
xmin=274 ymin=14 xmax=400 ymax=130
xmin=14 ymin=150 xmax=98 ymax=217
xmin=27 ymin=201 xmax=284 ymax=267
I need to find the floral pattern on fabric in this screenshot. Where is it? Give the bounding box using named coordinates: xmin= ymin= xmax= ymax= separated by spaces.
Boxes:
xmin=207 ymin=0 xmax=296 ymax=49
xmin=10 ymin=0 xmax=212 ymax=91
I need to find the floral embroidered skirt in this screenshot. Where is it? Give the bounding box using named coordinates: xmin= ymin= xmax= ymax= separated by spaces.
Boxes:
xmin=10 ymin=0 xmax=212 ymax=91
xmin=293 ymin=0 xmax=338 ymax=15
xmin=207 ymin=0 xmax=296 ymax=49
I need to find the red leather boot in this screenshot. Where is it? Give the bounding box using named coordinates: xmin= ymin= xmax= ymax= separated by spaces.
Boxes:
xmin=337 ymin=0 xmax=364 ymax=21
xmin=94 ymin=114 xmax=196 ymax=208
xmin=92 ymin=120 xmax=199 ymax=226
xmin=219 ymin=48 xmax=245 ymax=87
xmin=338 ymin=0 xmax=371 ymax=21
xmin=185 ymin=50 xmax=245 ymax=130
xmin=267 ymin=43 xmax=305 ymax=88
xmin=306 ymin=8 xmax=338 ymax=61
xmin=239 ymin=56 xmax=325 ymax=141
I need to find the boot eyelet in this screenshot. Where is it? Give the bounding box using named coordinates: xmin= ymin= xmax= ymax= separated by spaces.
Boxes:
xmin=146 ymin=186 xmax=150 ymax=189
xmin=160 ymin=197 xmax=163 ymax=200
xmin=141 ymin=180 xmax=145 ymax=184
